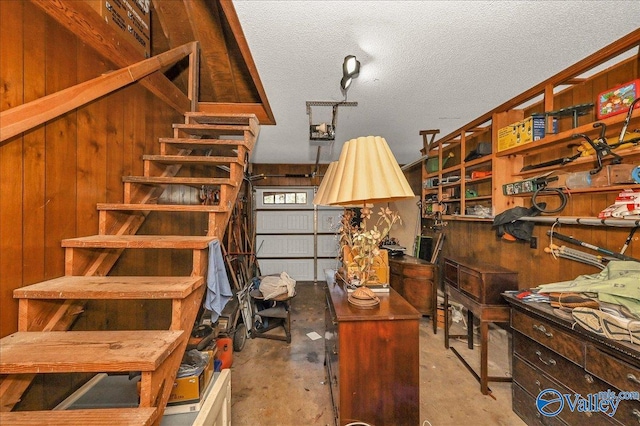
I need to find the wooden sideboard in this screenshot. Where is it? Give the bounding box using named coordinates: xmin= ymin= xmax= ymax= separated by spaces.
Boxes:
xmin=389 ymin=255 xmax=437 ymax=330
xmin=324 ymin=280 xmax=421 ymax=426
xmin=505 ymin=294 xmax=640 ymax=426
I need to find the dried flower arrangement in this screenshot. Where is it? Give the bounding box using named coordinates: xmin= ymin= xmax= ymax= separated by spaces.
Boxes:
xmin=339 ymin=206 xmax=401 ymax=285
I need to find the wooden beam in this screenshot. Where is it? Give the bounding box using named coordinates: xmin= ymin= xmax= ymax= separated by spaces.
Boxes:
xmin=29 ymin=0 xmax=190 ymax=113
xmin=1 ymin=42 xmax=195 ymax=144
xmin=218 ymin=0 xmax=275 ymax=124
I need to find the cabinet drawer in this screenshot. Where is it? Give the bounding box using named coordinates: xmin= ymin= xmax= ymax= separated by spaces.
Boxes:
xmin=512 ymin=383 xmax=565 ymax=426
xmin=585 ymin=345 xmax=640 ymax=394
xmin=512 ymin=309 xmax=585 ymax=366
xmin=513 ymin=355 xmax=615 ymax=426
xmin=401 ymin=264 xmax=435 ymax=279
xmin=514 ymin=333 xmax=595 ymax=394
xmin=389 ymin=262 xmax=403 ymax=275
xmin=459 ymin=266 xmax=482 ymax=301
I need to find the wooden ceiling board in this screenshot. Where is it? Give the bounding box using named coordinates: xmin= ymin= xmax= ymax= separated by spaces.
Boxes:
xmin=150 ymin=0 xmax=195 ymax=95
xmin=183 ymin=0 xmax=237 ymax=103
xmin=218 ymin=0 xmax=275 ymax=125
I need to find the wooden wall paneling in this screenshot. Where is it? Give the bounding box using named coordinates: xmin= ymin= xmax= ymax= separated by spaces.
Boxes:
xmin=43 ymin=16 xmax=78 ymax=279
xmin=0 ymin=0 xmax=25 ymax=338
xmin=22 ymin=1 xmax=47 ymax=297
xmin=76 ymin=43 xmax=108 ymax=238
xmin=106 ymin=89 xmax=125 ymax=204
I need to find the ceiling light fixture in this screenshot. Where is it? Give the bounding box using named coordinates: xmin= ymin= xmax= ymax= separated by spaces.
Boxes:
xmin=340 ymin=55 xmax=360 ymax=92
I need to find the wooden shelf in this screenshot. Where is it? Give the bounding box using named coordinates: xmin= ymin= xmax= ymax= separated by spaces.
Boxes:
xmin=496 ymin=112 xmax=640 ymax=158
xmin=466 ymin=177 xmax=492 ymax=185
xmin=508 ymin=184 xmax=640 ymax=197
xmin=442 ymin=215 xmax=493 ymax=222
xmin=419 ymin=29 xmax=640 ymax=222
xmin=513 ymin=145 xmax=640 ymax=177
xmin=465 ymin=195 xmax=492 ymax=201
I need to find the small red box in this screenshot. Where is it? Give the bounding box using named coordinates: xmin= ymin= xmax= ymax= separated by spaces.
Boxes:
xmin=596 ymin=79 xmax=640 ymax=119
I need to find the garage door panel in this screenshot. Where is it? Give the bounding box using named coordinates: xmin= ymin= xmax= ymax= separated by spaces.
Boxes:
xmin=259 ymin=259 xmax=315 ymax=281
xmin=317 ymin=209 xmax=342 ymax=233
xmin=256 ymin=211 xmax=314 ymax=234
xmin=317 ymin=234 xmax=339 ymax=258
xmin=256 ymin=235 xmax=314 ymax=258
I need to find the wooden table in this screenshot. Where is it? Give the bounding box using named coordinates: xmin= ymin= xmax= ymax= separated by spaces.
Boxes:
xmin=442 ymin=257 xmax=517 ymax=396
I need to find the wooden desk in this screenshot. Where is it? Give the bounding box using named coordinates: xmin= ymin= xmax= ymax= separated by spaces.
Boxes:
xmin=325 ymin=279 xmax=421 ymax=426
xmin=442 ymin=257 xmax=517 ymax=396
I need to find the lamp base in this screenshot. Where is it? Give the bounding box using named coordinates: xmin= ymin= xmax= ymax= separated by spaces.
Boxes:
xmin=347 ymin=286 xmax=380 ymax=309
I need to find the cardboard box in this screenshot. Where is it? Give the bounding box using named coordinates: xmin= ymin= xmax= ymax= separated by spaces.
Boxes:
xmin=498 ymin=116 xmax=558 ymax=152
xmin=497 ymin=124 xmax=517 ymax=152
xmin=168 ymin=351 xmax=214 ymax=405
xmin=597 ymin=79 xmax=640 ymax=119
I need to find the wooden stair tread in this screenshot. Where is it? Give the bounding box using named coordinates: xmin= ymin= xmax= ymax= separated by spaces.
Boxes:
xmin=13 ymin=276 xmax=204 ymax=300
xmin=142 ymin=154 xmax=241 ymax=165
xmin=0 ymin=330 xmax=183 ymax=373
xmin=173 ymin=123 xmax=253 ymax=136
xmin=0 ymin=408 xmax=157 ymax=426
xmin=159 ymin=137 xmax=249 ymax=147
xmin=97 ymin=203 xmax=228 ymax=213
xmin=184 ymin=112 xmax=258 ymax=126
xmin=62 ymin=235 xmax=216 ymax=249
xmin=122 ymin=176 xmax=237 ymax=186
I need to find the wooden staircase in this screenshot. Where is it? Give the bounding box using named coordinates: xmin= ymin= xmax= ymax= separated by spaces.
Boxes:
xmin=0 ymin=113 xmax=259 ymax=425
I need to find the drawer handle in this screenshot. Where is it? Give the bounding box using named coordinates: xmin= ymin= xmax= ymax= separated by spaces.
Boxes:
xmin=585 ymin=374 xmax=594 ymax=384
xmin=628 ymin=373 xmax=640 ymax=385
xmin=535 ymin=350 xmax=556 ymax=366
xmin=533 ymin=324 xmax=553 ymax=338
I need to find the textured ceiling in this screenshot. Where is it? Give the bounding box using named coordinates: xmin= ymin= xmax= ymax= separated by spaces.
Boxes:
xmin=233 ymin=1 xmax=640 ymax=165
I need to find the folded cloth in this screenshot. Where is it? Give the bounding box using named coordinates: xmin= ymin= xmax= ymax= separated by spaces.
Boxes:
xmin=547 ymin=292 xmax=600 ymax=309
xmin=259 ymin=271 xmax=296 ymax=300
xmin=204 ymin=240 xmax=233 ymax=322
xmin=536 ymin=261 xmax=640 ymax=317
xmin=572 ymin=307 xmax=640 ymax=345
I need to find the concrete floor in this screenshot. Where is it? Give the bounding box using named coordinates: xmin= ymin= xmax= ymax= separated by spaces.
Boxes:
xmin=230 ymin=282 xmax=526 ymax=426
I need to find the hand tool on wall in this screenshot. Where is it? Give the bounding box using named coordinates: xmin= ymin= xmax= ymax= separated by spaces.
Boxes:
xmin=521 ymin=129 xmax=640 ymax=173
xmin=544 ymin=243 xmax=606 ymax=269
xmin=618 ymin=97 xmax=640 ymax=143
xmin=571 ymin=122 xmax=622 ymax=175
xmin=547 ymin=230 xmax=640 ymax=262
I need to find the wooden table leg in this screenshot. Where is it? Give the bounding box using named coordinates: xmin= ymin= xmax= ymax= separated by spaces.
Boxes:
xmin=480 ymin=320 xmax=489 ymax=395
xmin=467 ymin=309 xmax=474 ymax=350
xmin=444 ymin=290 xmax=450 ymax=349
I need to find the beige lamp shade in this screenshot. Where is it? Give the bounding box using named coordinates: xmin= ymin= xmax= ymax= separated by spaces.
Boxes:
xmin=325 ymin=135 xmax=415 ymax=206
xmin=313 ymin=161 xmax=338 ymax=206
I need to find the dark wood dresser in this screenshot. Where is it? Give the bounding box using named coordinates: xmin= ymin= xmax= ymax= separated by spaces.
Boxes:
xmin=324 ymin=281 xmax=421 ymax=426
xmin=505 ymin=294 xmax=640 ymax=426
xmin=389 ymin=255 xmax=436 ymax=322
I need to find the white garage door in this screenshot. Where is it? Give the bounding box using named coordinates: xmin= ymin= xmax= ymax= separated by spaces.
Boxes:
xmin=255 ymin=187 xmax=342 ymax=281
